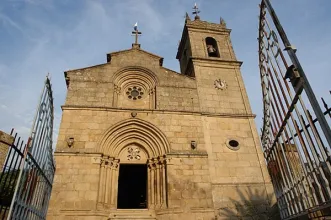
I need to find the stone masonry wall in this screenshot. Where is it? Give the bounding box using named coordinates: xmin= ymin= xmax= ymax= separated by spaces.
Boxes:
xmin=193 ymin=63 xmax=252 ymax=115
xmin=65 ymin=53 xmax=199 ymax=113
xmin=48 ymin=154 xmax=100 ymax=219
xmin=56 ymin=110 xmax=206 ymax=152
xmin=0 ymin=131 xmax=14 ymax=169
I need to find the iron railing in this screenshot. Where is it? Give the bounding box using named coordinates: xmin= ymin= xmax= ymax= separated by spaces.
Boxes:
xmin=259 ymin=0 xmax=331 ymax=219
xmin=0 ymin=77 xmax=55 ymax=220
xmin=0 ymin=130 xmax=26 ymax=219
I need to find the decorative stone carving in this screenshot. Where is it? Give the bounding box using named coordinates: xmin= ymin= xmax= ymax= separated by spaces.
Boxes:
xmin=126 ymin=86 xmax=144 ymax=100
xmin=127 ymin=146 xmax=141 ymax=160
xmin=149 ymin=88 xmax=155 ymax=95
xmin=131 ymin=112 xmax=137 ymax=118
xmin=214 ymin=79 xmax=227 ymax=90
xmin=114 ymin=84 xmax=121 ymax=94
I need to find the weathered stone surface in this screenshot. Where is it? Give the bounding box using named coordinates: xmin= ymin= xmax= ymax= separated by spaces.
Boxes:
xmin=0 ymin=131 xmax=14 ymax=170
xmin=48 ymin=15 xmax=275 ymax=220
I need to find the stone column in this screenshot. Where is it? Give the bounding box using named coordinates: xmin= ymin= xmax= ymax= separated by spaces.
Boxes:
xmin=156 ymin=159 xmax=161 ymax=208
xmin=0 ymin=131 xmax=14 ymax=169
xmin=98 ymin=158 xmax=106 ymax=205
xmin=148 ymin=159 xmax=154 ymax=209
xmin=113 ymin=85 xmax=120 ymax=107
xmin=152 ymin=158 xmax=157 ymax=208
xmin=110 ymin=159 xmax=120 ymax=209
xmin=149 ymin=88 xmax=155 ymax=109
xmin=105 ymin=158 xmax=113 ymax=206
xmin=161 ymin=155 xmax=167 ymax=208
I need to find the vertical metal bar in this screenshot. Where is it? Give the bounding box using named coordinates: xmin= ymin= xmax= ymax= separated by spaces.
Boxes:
xmin=262 ymin=0 xmax=331 ymax=148
xmin=259 ymin=0 xmax=331 ymax=218
xmin=7 ymin=78 xmax=53 ymax=219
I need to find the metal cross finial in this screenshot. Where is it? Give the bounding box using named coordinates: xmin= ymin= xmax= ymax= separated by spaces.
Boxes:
xmin=192 ymin=3 xmax=200 ymax=19
xmin=132 ymin=22 xmax=142 ymax=45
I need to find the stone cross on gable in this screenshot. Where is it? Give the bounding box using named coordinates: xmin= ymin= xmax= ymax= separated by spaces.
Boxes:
xmin=132 ymin=22 xmax=142 ymax=45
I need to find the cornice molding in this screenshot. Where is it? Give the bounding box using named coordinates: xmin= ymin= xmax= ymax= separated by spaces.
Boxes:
xmin=191 ymin=57 xmax=243 ymax=67
xmin=61 ymin=105 xmax=256 ymax=119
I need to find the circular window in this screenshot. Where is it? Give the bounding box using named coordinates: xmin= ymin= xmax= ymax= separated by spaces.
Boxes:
xmin=226 ymin=139 xmax=240 ymax=151
xmin=126 ymin=86 xmax=144 ymax=100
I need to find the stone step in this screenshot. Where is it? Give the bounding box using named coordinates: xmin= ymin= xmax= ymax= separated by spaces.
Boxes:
xmin=108 ymin=209 xmax=156 ymax=220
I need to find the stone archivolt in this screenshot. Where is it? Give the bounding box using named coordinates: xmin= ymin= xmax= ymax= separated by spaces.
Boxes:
xmin=97 ymin=118 xmax=170 ymax=210
xmin=112 ymin=66 xmax=158 ymax=109
xmin=99 ymin=118 xmax=169 ymax=157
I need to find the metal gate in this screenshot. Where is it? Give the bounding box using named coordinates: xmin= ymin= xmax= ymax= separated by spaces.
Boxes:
xmin=0 ymin=77 xmax=55 ymax=220
xmin=259 ymin=0 xmax=331 ymax=219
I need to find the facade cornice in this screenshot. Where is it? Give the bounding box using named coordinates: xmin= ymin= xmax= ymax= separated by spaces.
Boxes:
xmin=191 ymin=57 xmax=243 ymax=67
xmin=61 ymin=105 xmax=256 ymax=119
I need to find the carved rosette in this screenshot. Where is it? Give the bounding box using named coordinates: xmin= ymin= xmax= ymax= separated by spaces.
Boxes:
xmin=127 ymin=146 xmax=141 ymax=160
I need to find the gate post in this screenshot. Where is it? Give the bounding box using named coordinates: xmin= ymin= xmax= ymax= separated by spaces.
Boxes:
xmin=0 ymin=131 xmax=14 ymax=169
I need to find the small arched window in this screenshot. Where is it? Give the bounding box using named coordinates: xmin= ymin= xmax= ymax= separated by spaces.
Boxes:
xmin=205 ymin=37 xmax=220 ymax=57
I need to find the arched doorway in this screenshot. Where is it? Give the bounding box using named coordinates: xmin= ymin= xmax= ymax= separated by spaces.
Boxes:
xmin=117 ymin=144 xmax=148 ymax=209
xmin=97 ymin=119 xmax=170 ymax=210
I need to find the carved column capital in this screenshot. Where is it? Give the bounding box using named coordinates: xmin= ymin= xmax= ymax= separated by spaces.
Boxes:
xmin=100 ymin=159 xmax=106 ymax=167
xmin=158 ymin=155 xmax=167 ymax=165
xmin=149 ymin=88 xmax=155 ymax=95
xmin=111 ymin=159 xmax=120 ymax=169
xmin=114 ymin=84 xmax=121 ymax=94
xmin=147 ymin=159 xmax=154 ymax=169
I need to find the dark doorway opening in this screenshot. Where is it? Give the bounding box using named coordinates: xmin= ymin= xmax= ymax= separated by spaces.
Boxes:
xmin=117 ymin=164 xmax=147 ymax=209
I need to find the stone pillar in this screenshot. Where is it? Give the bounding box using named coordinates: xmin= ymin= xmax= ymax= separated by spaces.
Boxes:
xmin=97 ymin=157 xmax=118 ymax=209
xmin=152 ymin=158 xmax=157 ymax=208
xmin=149 ymin=88 xmax=156 ymax=109
xmin=98 ymin=157 xmax=106 ymax=205
xmin=148 ymin=159 xmax=155 ymax=209
xmin=110 ymin=159 xmax=120 ymax=209
xmin=0 ymin=131 xmax=14 ymax=169
xmin=105 ymin=158 xmax=113 ymax=206
xmin=155 ymin=159 xmax=161 ymax=208
xmin=113 ymin=85 xmax=120 ymax=107
xmin=161 ymin=156 xmax=167 ymax=208
xmin=147 ymin=157 xmax=168 ymax=210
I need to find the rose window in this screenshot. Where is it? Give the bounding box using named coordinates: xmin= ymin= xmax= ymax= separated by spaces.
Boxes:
xmin=126 ymin=86 xmax=144 ymax=100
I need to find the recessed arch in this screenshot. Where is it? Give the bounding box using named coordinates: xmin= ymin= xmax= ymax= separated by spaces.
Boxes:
xmin=112 ymin=66 xmax=158 ymax=87
xmin=98 ymin=118 xmax=170 ymax=158
xmin=112 ymin=66 xmax=158 ymax=109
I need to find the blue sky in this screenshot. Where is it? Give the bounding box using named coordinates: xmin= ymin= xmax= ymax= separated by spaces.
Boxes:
xmin=0 ymin=0 xmax=330 ymax=145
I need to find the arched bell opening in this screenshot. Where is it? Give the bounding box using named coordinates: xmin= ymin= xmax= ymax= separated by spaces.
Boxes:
xmin=205 ymin=37 xmax=220 ymax=57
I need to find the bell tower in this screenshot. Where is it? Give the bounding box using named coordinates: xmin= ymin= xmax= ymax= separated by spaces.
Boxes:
xmin=176 ymin=7 xmax=252 ymax=115
xmin=175 ymin=5 xmax=275 ymax=217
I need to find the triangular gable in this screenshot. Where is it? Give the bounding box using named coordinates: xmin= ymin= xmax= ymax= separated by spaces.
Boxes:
xmin=107 ymin=46 xmax=164 ymax=66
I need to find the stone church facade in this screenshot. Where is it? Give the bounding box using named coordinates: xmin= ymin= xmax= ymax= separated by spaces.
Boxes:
xmin=48 ymin=14 xmax=275 ymax=220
